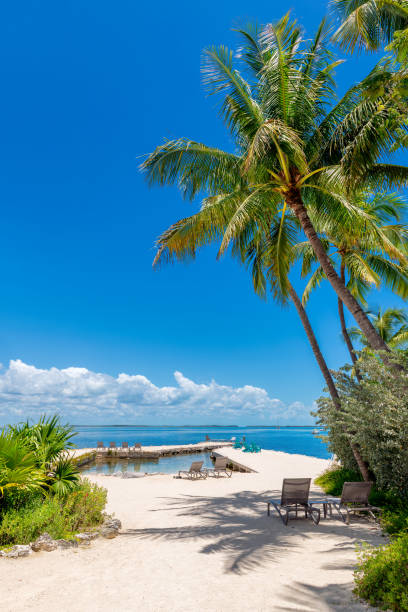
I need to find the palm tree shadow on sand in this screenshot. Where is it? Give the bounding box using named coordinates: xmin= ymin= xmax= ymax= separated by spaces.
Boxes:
xmin=121 ymin=489 xmax=383 ymax=576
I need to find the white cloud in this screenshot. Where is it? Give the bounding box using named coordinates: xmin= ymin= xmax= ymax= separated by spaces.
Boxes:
xmin=0 ymin=359 xmax=314 ymax=425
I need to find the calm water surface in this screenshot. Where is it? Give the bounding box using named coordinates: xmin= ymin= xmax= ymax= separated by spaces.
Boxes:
xmin=73 ymin=426 xmax=329 ymax=459
xmin=80 ymin=451 xmax=215 ymax=475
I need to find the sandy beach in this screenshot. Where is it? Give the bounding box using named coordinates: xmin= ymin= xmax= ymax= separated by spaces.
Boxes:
xmin=0 ymin=449 xmax=382 ymax=611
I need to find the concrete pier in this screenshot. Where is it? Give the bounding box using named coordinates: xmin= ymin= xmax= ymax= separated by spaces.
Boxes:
xmin=70 ymin=440 xmax=234 ymax=467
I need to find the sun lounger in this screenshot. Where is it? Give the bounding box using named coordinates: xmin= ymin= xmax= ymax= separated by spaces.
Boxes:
xmin=178 ymin=460 xmax=207 ymax=480
xmin=122 ymin=442 xmax=129 ymax=449
xmin=326 ymin=482 xmax=381 ymax=524
xmin=97 ymin=441 xmax=104 ymax=449
xmin=134 ymin=443 xmax=142 ymax=450
xmin=109 ymin=441 xmax=116 ymax=449
xmin=207 ymin=456 xmax=232 ymax=478
xmin=267 ymin=478 xmax=320 ymax=525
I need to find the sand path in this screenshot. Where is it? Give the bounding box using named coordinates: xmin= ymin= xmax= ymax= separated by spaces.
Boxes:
xmin=0 ymin=450 xmax=381 ymax=611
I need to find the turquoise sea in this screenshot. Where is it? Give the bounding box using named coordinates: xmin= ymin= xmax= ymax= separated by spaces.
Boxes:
xmin=74 ymin=425 xmax=329 ymax=459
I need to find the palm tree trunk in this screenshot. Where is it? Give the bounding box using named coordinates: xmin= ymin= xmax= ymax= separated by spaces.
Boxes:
xmin=338 ymin=261 xmax=362 ymax=382
xmin=288 ymin=281 xmax=370 ymax=481
xmin=288 ymin=282 xmax=340 ymax=406
xmin=288 ymin=190 xmax=390 ymax=352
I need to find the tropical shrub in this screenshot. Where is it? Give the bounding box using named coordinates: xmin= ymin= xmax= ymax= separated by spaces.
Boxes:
xmin=0 ymin=415 xmax=80 ymax=504
xmin=9 ymin=415 xmax=77 ymax=468
xmin=0 ymin=479 xmax=107 ymax=546
xmin=354 ymin=535 xmax=408 ymax=612
xmin=315 ymin=351 xmax=408 ymax=494
xmin=0 ymin=432 xmax=45 ymax=497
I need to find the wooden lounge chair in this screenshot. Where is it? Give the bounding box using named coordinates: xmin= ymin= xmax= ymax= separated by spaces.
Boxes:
xmin=327 ymin=482 xmax=381 ymax=524
xmin=97 ymin=441 xmax=104 ymax=449
xmin=109 ymin=441 xmax=116 ymax=449
xmin=178 ymin=460 xmax=207 ymax=480
xmin=267 ymin=478 xmax=320 ymax=525
xmin=122 ymin=442 xmax=129 ymax=449
xmin=134 ymin=443 xmax=142 ymax=450
xmin=207 ymin=456 xmax=232 ymax=478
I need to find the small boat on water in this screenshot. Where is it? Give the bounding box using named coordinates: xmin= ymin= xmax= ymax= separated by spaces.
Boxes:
xmin=312 ymin=428 xmax=320 ymax=434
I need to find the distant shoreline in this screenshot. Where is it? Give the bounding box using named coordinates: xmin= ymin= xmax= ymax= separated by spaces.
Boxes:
xmin=72 ymin=424 xmax=318 ymax=428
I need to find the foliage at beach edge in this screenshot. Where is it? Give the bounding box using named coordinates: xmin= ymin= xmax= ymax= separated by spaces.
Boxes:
xmin=0 ymin=415 xmax=107 ymax=547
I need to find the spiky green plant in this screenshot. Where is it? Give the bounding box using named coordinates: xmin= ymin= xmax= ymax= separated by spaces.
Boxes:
xmin=48 ymin=457 xmax=80 ymax=496
xmin=142 ymin=15 xmax=408 ymax=354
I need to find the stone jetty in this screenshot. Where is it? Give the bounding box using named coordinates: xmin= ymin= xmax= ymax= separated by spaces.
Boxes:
xmin=69 ymin=440 xmax=234 ymax=467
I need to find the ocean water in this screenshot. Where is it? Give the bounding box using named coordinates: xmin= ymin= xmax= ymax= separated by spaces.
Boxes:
xmin=73 ymin=426 xmax=329 ymax=459
xmin=80 ymin=451 xmax=215 ymax=475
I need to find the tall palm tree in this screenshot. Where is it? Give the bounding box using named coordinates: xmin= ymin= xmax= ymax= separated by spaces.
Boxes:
xmin=348 ymin=306 xmax=408 ymax=347
xmin=152 ymin=173 xmax=371 ymax=478
xmin=142 ymin=16 xmax=408 ymax=353
xmin=332 ymin=0 xmax=408 ymax=56
xmin=300 ymin=191 xmax=408 ymax=370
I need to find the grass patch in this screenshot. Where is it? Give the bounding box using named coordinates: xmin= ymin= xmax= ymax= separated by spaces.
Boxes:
xmin=0 ymin=478 xmax=107 ymax=546
xmin=314 ymin=464 xmax=362 ymax=496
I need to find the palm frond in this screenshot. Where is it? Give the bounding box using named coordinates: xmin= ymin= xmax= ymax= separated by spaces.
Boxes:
xmin=302 ymin=265 xmax=325 ymax=304
xmin=364 ymin=253 xmax=408 ymax=298
xmin=332 ymin=0 xmax=408 ymax=52
xmin=201 ymin=45 xmax=264 ymax=139
xmin=141 ymin=139 xmax=242 ymax=200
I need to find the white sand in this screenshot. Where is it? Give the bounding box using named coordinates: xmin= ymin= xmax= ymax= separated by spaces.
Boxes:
xmin=0 ymin=449 xmax=382 ymax=612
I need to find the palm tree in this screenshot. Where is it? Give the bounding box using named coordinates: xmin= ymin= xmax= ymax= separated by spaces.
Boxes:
xmin=332 ymin=0 xmax=408 ymax=56
xmin=300 ymin=191 xmax=408 ymax=370
xmin=142 ymin=16 xmax=408 ymax=354
xmin=348 ymin=307 xmax=408 ymax=347
xmin=152 ymin=173 xmax=372 ymax=478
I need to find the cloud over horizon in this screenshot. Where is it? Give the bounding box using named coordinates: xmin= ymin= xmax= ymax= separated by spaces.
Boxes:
xmin=0 ymin=360 xmax=314 ymax=425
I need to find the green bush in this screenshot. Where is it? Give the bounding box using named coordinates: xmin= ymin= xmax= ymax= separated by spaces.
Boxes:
xmin=315 ymin=351 xmax=408 ymax=494
xmin=1 ymin=415 xmax=80 ymax=500
xmin=354 ymin=534 xmax=408 ymax=611
xmin=0 ymin=478 xmax=107 ymax=546
xmin=315 ymin=465 xmax=362 ymax=496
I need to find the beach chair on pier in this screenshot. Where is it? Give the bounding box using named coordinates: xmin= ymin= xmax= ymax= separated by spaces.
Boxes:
xmin=121 ymin=442 xmax=129 ymax=449
xmin=97 ymin=441 xmax=104 ymax=449
xmin=178 ymin=461 xmax=207 ymax=480
xmin=109 ymin=442 xmax=116 ymax=449
xmin=267 ymin=478 xmax=320 ymax=525
xmin=134 ymin=443 xmax=142 ymax=450
xmin=327 ymin=482 xmax=381 ymax=524
xmin=207 ymin=456 xmax=232 ymax=478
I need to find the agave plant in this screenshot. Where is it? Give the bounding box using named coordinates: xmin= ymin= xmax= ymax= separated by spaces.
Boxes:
xmin=142 ymin=15 xmax=408 ymax=354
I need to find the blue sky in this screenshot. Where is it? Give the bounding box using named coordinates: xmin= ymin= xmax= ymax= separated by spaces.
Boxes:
xmin=0 ymin=1 xmax=405 ymax=425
